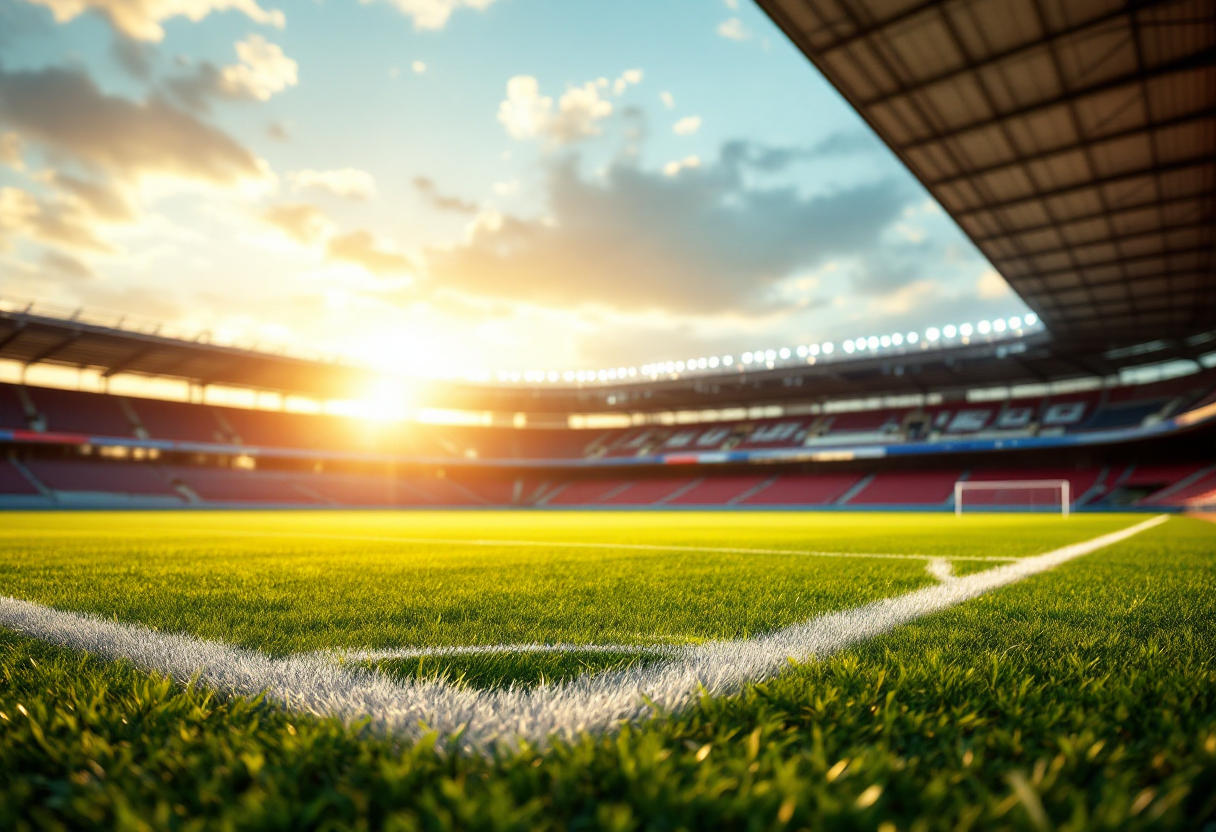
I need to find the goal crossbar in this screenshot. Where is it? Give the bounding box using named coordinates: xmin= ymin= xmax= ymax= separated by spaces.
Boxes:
xmin=955 ymin=479 xmax=1071 ymax=517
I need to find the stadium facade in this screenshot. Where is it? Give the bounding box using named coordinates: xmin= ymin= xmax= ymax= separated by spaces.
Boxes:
xmin=1 ymin=0 xmax=1213 ymax=512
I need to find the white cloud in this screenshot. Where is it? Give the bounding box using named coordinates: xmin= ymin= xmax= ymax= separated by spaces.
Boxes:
xmin=659 ymin=91 xmax=675 ymax=110
xmin=288 ymin=168 xmax=377 ymax=200
xmin=612 ymin=68 xmax=643 ymax=96
xmin=497 ymin=76 xmax=613 ymax=146
xmin=412 ymin=60 xmax=427 ymax=74
xmin=369 ymin=0 xmax=496 ymax=31
xmin=662 ymin=156 xmax=700 ymax=177
xmin=218 ymin=36 xmax=298 ymax=101
xmin=976 ymin=269 xmax=1010 ymax=299
xmin=27 ymin=0 xmax=285 ymax=42
xmin=717 ymin=17 xmax=750 ymax=41
xmin=673 ymin=115 xmax=702 ymax=136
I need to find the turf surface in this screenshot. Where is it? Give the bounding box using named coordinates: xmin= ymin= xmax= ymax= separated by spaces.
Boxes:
xmin=0 ymin=510 xmax=1212 ymax=830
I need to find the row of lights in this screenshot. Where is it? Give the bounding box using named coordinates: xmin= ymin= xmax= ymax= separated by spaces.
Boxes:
xmin=487 ymin=314 xmax=1039 ymax=385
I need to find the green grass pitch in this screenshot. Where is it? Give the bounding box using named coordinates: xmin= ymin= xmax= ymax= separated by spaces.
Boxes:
xmin=0 ymin=510 xmax=1213 ymax=830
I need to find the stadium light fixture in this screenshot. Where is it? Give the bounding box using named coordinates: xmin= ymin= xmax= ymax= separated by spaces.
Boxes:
xmin=1025 ymin=312 xmax=1038 ymax=326
xmin=866 ymin=336 xmax=879 ymax=350
xmin=977 ymin=320 xmax=992 ymax=334
xmin=764 ymin=349 xmax=776 ymax=362
xmin=742 ymin=352 xmax=753 ymax=364
xmin=708 ymin=356 xmax=719 ymax=368
xmin=808 ymin=344 xmax=820 ymax=356
xmin=843 ymin=341 xmax=856 ymax=354
xmin=993 ymin=319 xmax=1007 ymax=333
xmin=943 ymin=324 xmax=957 ymax=338
xmin=907 ymin=331 xmax=918 ymax=344
xmin=779 ymin=347 xmax=791 ymax=360
xmin=880 ymin=335 xmax=891 ymax=348
xmin=675 ymin=361 xmax=686 ymax=372
xmin=628 ymin=367 xmax=637 ymax=377
xmin=723 ymin=355 xmax=733 ymax=365
xmin=1008 ymin=317 xmax=1021 ymax=329
xmin=959 ymin=323 xmax=973 ymax=337
xmin=796 ymin=345 xmax=807 ymax=357
xmin=822 ymin=342 xmax=834 ymax=354
xmin=926 ymin=327 xmax=941 ymax=342
xmin=892 ymin=333 xmax=903 ymax=346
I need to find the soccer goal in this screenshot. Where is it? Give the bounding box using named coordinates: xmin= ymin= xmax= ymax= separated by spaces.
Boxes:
xmin=954 ymin=479 xmax=1071 ymax=516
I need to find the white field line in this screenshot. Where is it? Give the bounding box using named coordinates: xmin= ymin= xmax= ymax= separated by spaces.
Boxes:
xmin=320 ymin=643 xmax=686 ymax=662
xmin=0 ymin=515 xmax=1167 ymax=752
xmin=0 ymin=525 xmax=1022 ymax=563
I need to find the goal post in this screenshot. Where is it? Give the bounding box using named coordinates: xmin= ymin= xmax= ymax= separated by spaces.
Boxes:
xmin=955 ymin=479 xmax=1071 ymax=517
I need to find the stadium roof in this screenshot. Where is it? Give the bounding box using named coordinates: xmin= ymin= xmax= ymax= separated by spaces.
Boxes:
xmin=0 ymin=305 xmax=381 ymax=400
xmin=756 ymin=0 xmax=1215 ymax=346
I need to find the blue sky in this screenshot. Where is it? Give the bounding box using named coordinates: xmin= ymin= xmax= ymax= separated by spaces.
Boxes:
xmin=0 ymin=0 xmax=1028 ymax=378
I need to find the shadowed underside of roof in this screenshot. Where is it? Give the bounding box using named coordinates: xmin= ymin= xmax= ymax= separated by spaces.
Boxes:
xmin=758 ymin=0 xmax=1215 ymax=346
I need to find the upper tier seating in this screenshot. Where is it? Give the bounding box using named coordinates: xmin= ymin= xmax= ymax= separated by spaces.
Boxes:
xmin=25 ymin=459 xmax=179 ymax=496
xmin=847 ymin=471 xmax=961 ymax=505
xmin=739 ymin=473 xmax=864 ymax=506
xmin=130 ymin=398 xmax=228 ymax=443
xmin=0 ymin=384 xmax=30 ymax=431
xmin=26 ymin=387 xmax=135 ymax=437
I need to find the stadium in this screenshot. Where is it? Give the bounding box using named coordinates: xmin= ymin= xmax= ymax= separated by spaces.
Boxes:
xmin=1 ymin=0 xmax=1214 ymax=829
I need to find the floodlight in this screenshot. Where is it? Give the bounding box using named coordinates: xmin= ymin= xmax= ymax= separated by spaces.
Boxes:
xmin=1008 ymin=316 xmax=1021 ymax=329
xmin=977 ymin=320 xmax=992 ymax=334
xmin=959 ymin=323 xmax=973 ymax=337
xmin=864 ymin=336 xmax=876 ymax=350
xmin=926 ymin=327 xmax=941 ymax=341
xmin=796 ymin=345 xmax=807 ymax=357
xmin=808 ymin=344 xmax=820 ymax=356
xmin=563 ymin=370 xmax=575 ymax=381
xmin=880 ymin=335 xmax=891 ymax=348
xmin=697 ymin=358 xmax=708 ymax=369
xmin=764 ymin=349 xmax=776 ymax=361
xmin=708 ymin=356 xmax=719 ymax=368
xmin=510 ymin=371 xmax=521 ymax=382
xmin=1025 ymin=313 xmax=1038 ymax=325
xmin=497 ymin=370 xmax=509 ymax=381
xmin=665 ymin=361 xmax=675 ymax=373
xmin=776 ymin=347 xmax=788 ymax=360
xmin=892 ymin=333 xmax=903 ymax=346
xmin=675 ymin=361 xmax=685 ymax=372
xmin=993 ymin=319 xmax=1007 ymax=332
xmin=723 ymin=355 xmax=733 ymax=366
xmin=628 ymin=367 xmax=637 ymax=377
xmin=822 ymin=342 xmax=834 ymax=354
xmin=907 ymin=332 xmax=918 ymax=343
xmin=844 ymin=341 xmax=856 ymax=354
xmin=742 ymin=351 xmax=753 ymax=364
xmin=943 ymin=324 xmax=957 ymax=338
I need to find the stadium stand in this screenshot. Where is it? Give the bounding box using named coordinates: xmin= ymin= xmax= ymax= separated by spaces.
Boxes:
xmin=131 ymin=398 xmax=229 ymax=444
xmin=0 ymin=459 xmax=39 ymax=494
xmin=666 ymin=475 xmax=771 ymax=506
xmin=739 ymin=473 xmax=863 ymax=506
xmin=544 ymin=480 xmax=631 ymax=506
xmin=0 ymin=384 xmax=30 ymax=431
xmin=600 ymin=479 xmax=698 ymax=506
xmin=24 ymin=387 xmax=136 ymax=437
xmin=847 ymin=471 xmax=962 ymax=506
xmin=24 ymin=459 xmax=180 ymax=497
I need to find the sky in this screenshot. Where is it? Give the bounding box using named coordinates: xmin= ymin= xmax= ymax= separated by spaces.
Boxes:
xmin=0 ymin=0 xmax=1030 ymax=380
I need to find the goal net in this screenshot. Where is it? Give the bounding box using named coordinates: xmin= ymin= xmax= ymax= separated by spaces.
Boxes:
xmin=954 ymin=479 xmax=1071 ymax=516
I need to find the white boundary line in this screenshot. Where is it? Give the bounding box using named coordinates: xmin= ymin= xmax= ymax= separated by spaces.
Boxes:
xmin=0 ymin=526 xmax=1021 ymax=563
xmin=0 ymin=516 xmax=1167 ymax=751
